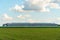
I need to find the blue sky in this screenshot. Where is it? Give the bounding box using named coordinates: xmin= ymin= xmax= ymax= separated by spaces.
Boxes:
xmin=0 ymin=0 xmax=60 ymax=26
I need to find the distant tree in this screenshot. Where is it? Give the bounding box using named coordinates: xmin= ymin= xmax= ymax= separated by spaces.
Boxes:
xmin=58 ymin=25 xmax=60 ymax=26
xmin=3 ymin=24 xmax=8 ymax=27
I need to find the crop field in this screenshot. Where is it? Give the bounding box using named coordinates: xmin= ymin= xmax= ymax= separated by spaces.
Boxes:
xmin=0 ymin=27 xmax=60 ymax=40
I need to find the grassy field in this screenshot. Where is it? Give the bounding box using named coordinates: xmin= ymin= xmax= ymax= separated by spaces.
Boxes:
xmin=0 ymin=27 xmax=60 ymax=40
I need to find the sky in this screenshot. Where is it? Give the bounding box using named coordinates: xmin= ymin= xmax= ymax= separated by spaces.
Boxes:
xmin=0 ymin=0 xmax=60 ymax=26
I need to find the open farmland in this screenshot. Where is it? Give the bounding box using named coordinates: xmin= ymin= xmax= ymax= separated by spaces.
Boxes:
xmin=0 ymin=27 xmax=60 ymax=40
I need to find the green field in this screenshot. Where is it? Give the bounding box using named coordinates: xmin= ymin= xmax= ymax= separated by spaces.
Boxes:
xmin=0 ymin=27 xmax=60 ymax=40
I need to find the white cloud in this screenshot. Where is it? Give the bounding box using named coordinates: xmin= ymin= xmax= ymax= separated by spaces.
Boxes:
xmin=17 ymin=14 xmax=31 ymax=19
xmin=10 ymin=0 xmax=52 ymax=12
xmin=10 ymin=0 xmax=60 ymax=13
xmin=49 ymin=3 xmax=60 ymax=9
xmin=40 ymin=8 xmax=50 ymax=12
xmin=10 ymin=4 xmax=24 ymax=12
xmin=17 ymin=14 xmax=25 ymax=19
xmin=24 ymin=0 xmax=51 ymax=12
xmin=3 ymin=14 xmax=13 ymax=21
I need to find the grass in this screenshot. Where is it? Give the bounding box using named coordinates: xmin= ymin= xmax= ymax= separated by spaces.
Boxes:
xmin=0 ymin=27 xmax=60 ymax=40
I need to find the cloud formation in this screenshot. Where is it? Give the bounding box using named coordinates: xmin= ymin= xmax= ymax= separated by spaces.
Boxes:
xmin=17 ymin=14 xmax=25 ymax=19
xmin=10 ymin=5 xmax=24 ymax=12
xmin=10 ymin=0 xmax=60 ymax=13
xmin=17 ymin=14 xmax=31 ymax=19
xmin=49 ymin=3 xmax=60 ymax=9
xmin=3 ymin=14 xmax=13 ymax=21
